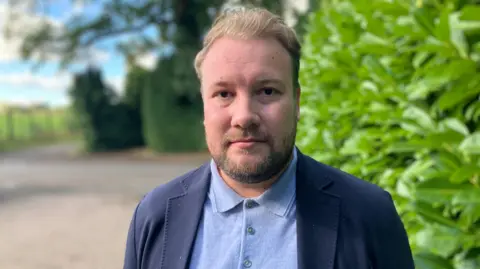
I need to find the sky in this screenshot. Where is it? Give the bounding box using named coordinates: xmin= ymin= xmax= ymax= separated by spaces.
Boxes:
xmin=0 ymin=0 xmax=157 ymax=108
xmin=0 ymin=0 xmax=309 ymax=108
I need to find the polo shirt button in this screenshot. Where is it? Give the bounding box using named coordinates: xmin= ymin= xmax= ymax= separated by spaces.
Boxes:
xmin=246 ymin=200 xmax=255 ymax=208
xmin=243 ymin=259 xmax=252 ymax=268
xmin=247 ymin=227 xmax=255 ymax=235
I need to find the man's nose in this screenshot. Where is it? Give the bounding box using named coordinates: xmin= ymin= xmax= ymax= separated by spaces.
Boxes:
xmin=230 ymin=96 xmax=260 ymax=129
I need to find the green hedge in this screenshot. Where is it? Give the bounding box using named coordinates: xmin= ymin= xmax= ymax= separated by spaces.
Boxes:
xmin=297 ymin=0 xmax=480 ymax=268
xmin=142 ymin=50 xmax=206 ymax=153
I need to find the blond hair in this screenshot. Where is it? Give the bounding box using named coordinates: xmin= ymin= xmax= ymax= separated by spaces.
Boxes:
xmin=194 ymin=6 xmax=302 ymax=89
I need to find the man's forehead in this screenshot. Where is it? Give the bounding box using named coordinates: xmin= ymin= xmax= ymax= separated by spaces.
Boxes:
xmin=199 ymin=38 xmax=293 ymax=88
xmin=202 ymin=37 xmax=288 ymax=64
xmin=204 ymin=72 xmax=286 ymax=87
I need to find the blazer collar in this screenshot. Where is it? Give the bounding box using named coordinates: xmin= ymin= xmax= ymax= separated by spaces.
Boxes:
xmin=295 ymin=150 xmax=340 ymax=269
xmin=161 ymin=163 xmax=211 ymax=269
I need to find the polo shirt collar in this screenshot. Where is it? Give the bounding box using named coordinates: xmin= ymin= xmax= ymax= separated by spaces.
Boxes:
xmin=208 ymin=148 xmax=298 ymax=217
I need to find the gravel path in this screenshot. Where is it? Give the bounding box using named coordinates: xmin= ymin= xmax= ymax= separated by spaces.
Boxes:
xmin=0 ymin=143 xmax=209 ymax=269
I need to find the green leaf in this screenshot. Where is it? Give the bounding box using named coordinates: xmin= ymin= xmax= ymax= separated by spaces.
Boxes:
xmin=413 ymin=51 xmax=432 ymax=68
xmin=401 ymin=159 xmax=436 ymax=182
xmin=318 ymin=69 xmax=345 ymax=83
xmin=460 ymin=132 xmax=480 ymax=155
xmin=415 ymin=179 xmax=471 ymax=205
xmin=361 ymin=55 xmax=393 ymax=84
xmin=412 ymin=200 xmax=460 ymax=229
xmin=413 ymin=38 xmax=456 ymax=56
xmin=387 ymin=142 xmax=424 ymax=153
xmin=403 ymin=106 xmax=436 ymax=132
xmin=413 ymin=7 xmax=436 ymax=36
xmin=434 ymin=151 xmax=462 ymax=171
xmin=322 ymin=130 xmax=336 ymax=150
xmin=414 ymin=251 xmax=455 ymax=269
xmin=452 ymin=189 xmax=480 ymax=204
xmin=416 ymin=226 xmax=463 ymax=258
xmin=426 ymin=131 xmax=465 ymax=147
xmin=440 ymin=118 xmax=470 ymax=136
xmin=466 ymin=101 xmax=480 ymax=121
xmin=355 ymin=33 xmax=396 ymax=55
xmin=457 ymin=21 xmax=480 ymax=34
xmin=436 ymin=76 xmax=480 ymax=110
xmin=458 ymin=204 xmax=480 ymax=228
xmin=370 ymin=1 xmax=409 ymax=17
xmin=435 ymin=7 xmax=451 ymax=42
xmin=450 ymin=13 xmax=470 ymax=58
xmin=460 ymin=5 xmax=480 ymax=21
xmin=451 ymin=165 xmax=480 ymax=184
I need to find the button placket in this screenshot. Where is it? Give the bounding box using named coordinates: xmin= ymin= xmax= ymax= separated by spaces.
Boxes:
xmin=242 ymin=199 xmax=257 ymax=269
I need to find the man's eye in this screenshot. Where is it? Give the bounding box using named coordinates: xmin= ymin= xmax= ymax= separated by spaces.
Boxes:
xmin=262 ymin=88 xmax=276 ymax=95
xmin=218 ymin=91 xmax=232 ymax=98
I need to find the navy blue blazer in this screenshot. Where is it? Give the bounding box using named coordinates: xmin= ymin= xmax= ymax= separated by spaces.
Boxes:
xmin=123 ymin=151 xmax=415 ymax=269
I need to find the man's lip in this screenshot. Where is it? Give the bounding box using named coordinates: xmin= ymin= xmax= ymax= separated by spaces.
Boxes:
xmin=230 ymin=139 xmax=265 ymax=143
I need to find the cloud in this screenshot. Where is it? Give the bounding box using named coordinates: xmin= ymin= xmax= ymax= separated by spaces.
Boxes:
xmin=72 ymin=1 xmax=85 ymax=17
xmin=0 ymin=2 xmax=110 ymax=65
xmin=0 ymin=72 xmax=71 ymax=91
xmin=135 ymin=53 xmax=157 ymax=70
xmin=0 ymin=96 xmax=71 ymax=108
xmin=0 ymin=71 xmax=126 ymax=94
xmin=106 ymin=76 xmax=125 ymax=94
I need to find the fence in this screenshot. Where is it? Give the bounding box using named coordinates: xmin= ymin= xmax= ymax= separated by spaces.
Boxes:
xmin=0 ymin=107 xmax=77 ymax=144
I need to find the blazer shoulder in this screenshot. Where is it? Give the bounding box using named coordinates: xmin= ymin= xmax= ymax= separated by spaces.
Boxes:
xmin=305 ymin=156 xmax=399 ymax=226
xmin=135 ymin=163 xmax=209 ymax=222
xmin=303 ymin=154 xmax=391 ymax=206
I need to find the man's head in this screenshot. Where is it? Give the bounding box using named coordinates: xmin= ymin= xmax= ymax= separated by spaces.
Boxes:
xmin=195 ymin=6 xmax=301 ymax=184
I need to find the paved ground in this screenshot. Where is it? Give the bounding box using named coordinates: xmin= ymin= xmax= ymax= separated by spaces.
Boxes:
xmin=0 ymin=143 xmax=209 ymax=269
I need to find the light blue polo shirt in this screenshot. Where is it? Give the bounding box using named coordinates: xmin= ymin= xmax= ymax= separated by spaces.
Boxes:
xmin=189 ymin=149 xmax=298 ymax=269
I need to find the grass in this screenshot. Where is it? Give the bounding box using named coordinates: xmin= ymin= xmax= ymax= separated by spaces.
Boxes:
xmin=0 ymin=107 xmax=80 ymax=152
xmin=0 ymin=135 xmax=81 ymax=152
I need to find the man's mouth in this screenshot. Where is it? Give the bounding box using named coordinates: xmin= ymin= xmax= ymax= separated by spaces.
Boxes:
xmin=229 ymin=138 xmax=266 ymax=148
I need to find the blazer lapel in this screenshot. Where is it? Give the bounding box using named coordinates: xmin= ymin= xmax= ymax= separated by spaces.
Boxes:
xmin=161 ymin=164 xmax=211 ymax=269
xmin=296 ymin=152 xmax=340 ymax=269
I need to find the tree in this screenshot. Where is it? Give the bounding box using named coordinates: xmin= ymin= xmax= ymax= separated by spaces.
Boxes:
xmin=69 ymin=67 xmax=144 ymax=152
xmin=3 ymin=0 xmax=304 ymax=69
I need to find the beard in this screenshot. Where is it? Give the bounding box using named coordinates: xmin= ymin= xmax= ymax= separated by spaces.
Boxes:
xmin=210 ymin=122 xmax=297 ymax=184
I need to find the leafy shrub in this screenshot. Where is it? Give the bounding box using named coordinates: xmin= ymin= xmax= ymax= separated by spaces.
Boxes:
xmin=297 ymin=0 xmax=480 ymax=268
xmin=69 ymin=67 xmax=144 ymax=152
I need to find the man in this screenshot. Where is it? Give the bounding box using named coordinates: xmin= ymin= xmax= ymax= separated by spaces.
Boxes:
xmin=123 ymin=6 xmax=415 ymax=269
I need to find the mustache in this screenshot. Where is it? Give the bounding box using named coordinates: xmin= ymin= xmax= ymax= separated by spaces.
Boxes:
xmin=223 ymin=130 xmax=269 ymax=144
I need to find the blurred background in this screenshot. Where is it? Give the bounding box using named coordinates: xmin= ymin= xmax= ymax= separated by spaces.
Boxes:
xmin=0 ymin=0 xmax=479 ymax=268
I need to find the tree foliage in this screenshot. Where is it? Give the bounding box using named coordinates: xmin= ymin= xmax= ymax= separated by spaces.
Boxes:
xmin=3 ymin=0 xmax=300 ymax=68
xmin=298 ymin=0 xmax=480 ymax=268
xmin=142 ymin=53 xmax=206 ymax=153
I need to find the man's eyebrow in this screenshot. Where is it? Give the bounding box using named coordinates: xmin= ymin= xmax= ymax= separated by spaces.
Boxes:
xmin=208 ymin=78 xmax=285 ymax=88
xmin=255 ymin=78 xmax=285 ymax=86
xmin=211 ymin=80 xmax=233 ymax=88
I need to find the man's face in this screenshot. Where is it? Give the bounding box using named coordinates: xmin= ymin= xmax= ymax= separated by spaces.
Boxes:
xmin=200 ymin=37 xmax=300 ymax=184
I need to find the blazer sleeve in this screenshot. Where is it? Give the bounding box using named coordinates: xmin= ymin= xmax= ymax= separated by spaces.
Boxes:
xmin=371 ymin=191 xmax=415 ymax=269
xmin=123 ymin=203 xmax=141 ymax=269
